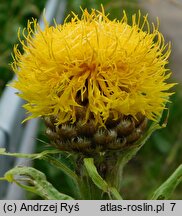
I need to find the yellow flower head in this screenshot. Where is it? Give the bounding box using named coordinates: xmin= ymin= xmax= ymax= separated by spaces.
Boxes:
xmin=12 ymin=8 xmax=174 ymax=126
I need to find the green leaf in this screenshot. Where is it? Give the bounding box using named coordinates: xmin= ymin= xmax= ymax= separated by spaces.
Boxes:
xmin=2 ymin=166 xmax=74 ymax=200
xmin=44 ymin=155 xmax=79 ymax=182
xmin=0 ymin=148 xmax=61 ymax=159
xmin=44 ymin=155 xmax=81 ymax=199
xmin=0 ymin=148 xmax=78 ymax=183
xmin=84 ymin=158 xmax=122 ymax=200
xmin=0 ymin=148 xmax=81 ymax=198
xmin=150 ymin=164 xmax=182 ymax=200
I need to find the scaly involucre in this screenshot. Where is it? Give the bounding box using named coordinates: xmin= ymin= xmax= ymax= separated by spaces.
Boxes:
xmin=12 ymin=8 xmax=174 ymax=126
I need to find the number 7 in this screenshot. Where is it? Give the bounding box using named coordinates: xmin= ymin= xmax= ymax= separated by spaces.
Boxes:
xmin=170 ymin=203 xmax=176 ymax=211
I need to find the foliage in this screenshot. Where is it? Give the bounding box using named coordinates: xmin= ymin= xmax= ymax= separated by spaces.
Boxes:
xmin=0 ymin=115 xmax=181 ymax=199
xmin=0 ymin=0 xmax=45 ymax=95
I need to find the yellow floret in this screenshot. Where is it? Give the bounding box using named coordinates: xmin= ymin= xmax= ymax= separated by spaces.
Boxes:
xmin=11 ymin=7 xmax=175 ymax=126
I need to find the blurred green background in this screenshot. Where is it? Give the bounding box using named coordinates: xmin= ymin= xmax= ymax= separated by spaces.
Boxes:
xmin=0 ymin=0 xmax=181 ymax=199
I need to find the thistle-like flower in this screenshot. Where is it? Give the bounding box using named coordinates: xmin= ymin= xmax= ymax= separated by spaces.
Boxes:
xmin=11 ymin=8 xmax=174 ymax=154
